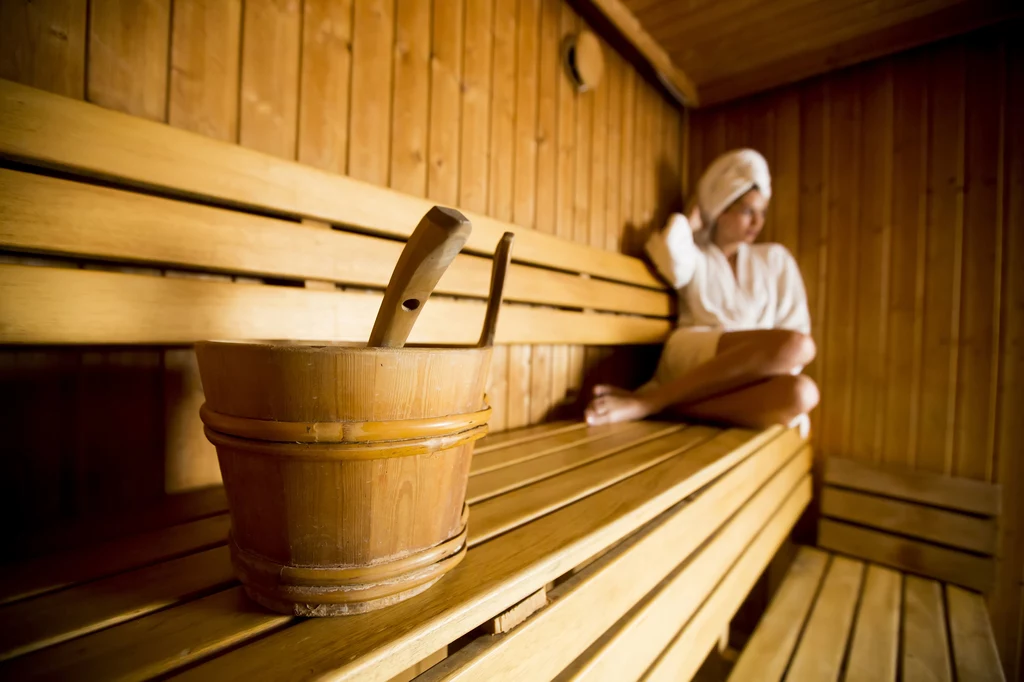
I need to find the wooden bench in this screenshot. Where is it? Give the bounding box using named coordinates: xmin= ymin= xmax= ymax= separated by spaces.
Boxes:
xmin=0 ymin=79 xmax=812 ymax=680
xmin=730 ymin=456 xmax=1006 ymax=681
xmin=0 ymin=421 xmax=811 ymax=680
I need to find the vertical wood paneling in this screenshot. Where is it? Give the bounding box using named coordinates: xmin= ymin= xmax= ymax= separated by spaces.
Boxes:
xmin=349 ymin=0 xmax=395 ymax=184
xmin=953 ymin=37 xmax=1003 ymax=480
xmin=917 ymin=43 xmax=966 ymax=475
xmin=604 ymin=54 xmax=623 ymax=252
xmin=87 ymin=0 xmax=171 ymax=121
xmin=574 ymin=59 xmax=593 ymax=244
xmin=169 ymin=0 xmax=242 ymax=142
xmin=772 ymin=90 xmax=801 ymax=255
xmin=554 ymin=3 xmax=576 ymax=242
xmin=390 ymin=0 xmax=431 ymax=197
xmin=588 ymin=39 xmax=608 ymax=249
xmin=427 ymin=0 xmax=463 ymax=205
xmin=619 ymin=66 xmax=636 ymax=252
xmin=0 ymin=0 xmax=87 ymax=99
xmin=850 ymin=62 xmax=892 ymax=462
xmin=238 ymin=0 xmax=301 ymax=158
xmin=460 ymin=0 xmax=493 ymax=213
xmin=298 ymin=0 xmax=353 ymax=174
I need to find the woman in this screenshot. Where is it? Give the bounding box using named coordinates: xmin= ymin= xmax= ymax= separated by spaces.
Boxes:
xmin=585 ymin=149 xmax=819 ymax=430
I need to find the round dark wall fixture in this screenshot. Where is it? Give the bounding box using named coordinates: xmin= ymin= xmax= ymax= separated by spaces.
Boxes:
xmin=562 ymin=30 xmax=604 ymax=93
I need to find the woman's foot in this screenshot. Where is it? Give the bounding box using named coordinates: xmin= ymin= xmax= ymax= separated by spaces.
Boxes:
xmin=585 ymin=385 xmax=655 ymax=426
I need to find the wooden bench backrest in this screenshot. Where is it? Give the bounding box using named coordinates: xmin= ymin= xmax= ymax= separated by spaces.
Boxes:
xmin=819 ymin=456 xmax=1001 ymax=592
xmin=0 ymin=79 xmax=673 ymax=346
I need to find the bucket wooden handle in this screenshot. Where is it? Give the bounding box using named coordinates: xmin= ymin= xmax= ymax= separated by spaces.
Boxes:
xmin=368 ymin=206 xmax=472 ymax=348
xmin=479 ymin=232 xmax=514 ymax=347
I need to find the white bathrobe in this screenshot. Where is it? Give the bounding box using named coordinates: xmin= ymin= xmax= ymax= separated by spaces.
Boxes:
xmin=643 ymin=212 xmax=811 ymax=385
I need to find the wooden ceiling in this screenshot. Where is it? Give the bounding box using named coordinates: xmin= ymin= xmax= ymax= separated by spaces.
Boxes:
xmin=595 ymin=0 xmax=1018 ymax=106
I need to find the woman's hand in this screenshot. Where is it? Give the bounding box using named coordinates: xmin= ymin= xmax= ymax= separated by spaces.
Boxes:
xmin=686 ymin=201 xmax=704 ymax=232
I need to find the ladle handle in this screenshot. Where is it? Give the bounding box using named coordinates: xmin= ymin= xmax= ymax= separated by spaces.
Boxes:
xmin=367 ymin=207 xmax=472 ymax=348
xmin=479 ymin=232 xmax=514 ymax=347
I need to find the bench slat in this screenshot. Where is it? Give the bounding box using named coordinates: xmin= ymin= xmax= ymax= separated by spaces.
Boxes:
xmin=844 ymin=565 xmax=902 ymax=682
xmin=0 ymin=169 xmax=671 ymax=317
xmin=557 ymin=448 xmax=812 ymax=682
xmin=785 ymin=555 xmax=865 ymax=681
xmin=0 ymin=78 xmax=663 ymax=288
xmin=473 ymin=422 xmax=586 ymax=455
xmin=726 ymin=546 xmax=830 ymax=682
xmin=0 ymin=514 xmax=229 ymax=607
xmin=820 ymin=486 xmax=997 ymax=554
xmin=0 ymin=587 xmax=286 ymax=682
xmin=471 ymin=424 xmax=629 ymax=475
xmin=468 ymin=427 xmax=723 ymax=545
xmin=466 ymin=423 xmax=681 ymax=503
xmin=903 ymin=576 xmax=953 ymax=682
xmin=0 ymin=546 xmax=235 ymax=662
xmin=824 ymin=457 xmax=999 ymax=516
xmin=0 ymin=264 xmax=672 ymax=345
xmin=638 ymin=476 xmax=813 ymax=682
xmin=171 ymin=428 xmax=785 ymax=682
xmin=945 ymin=584 xmax=1006 ymax=682
xmin=419 ymin=434 xmax=808 ymax=682
xmin=818 ymin=519 xmax=995 ymax=592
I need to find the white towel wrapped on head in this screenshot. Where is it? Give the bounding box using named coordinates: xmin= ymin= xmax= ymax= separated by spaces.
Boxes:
xmin=696 ymin=148 xmax=772 ymax=225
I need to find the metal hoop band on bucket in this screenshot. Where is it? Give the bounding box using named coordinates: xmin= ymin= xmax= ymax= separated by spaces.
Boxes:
xmin=199 ymin=402 xmax=493 ymax=444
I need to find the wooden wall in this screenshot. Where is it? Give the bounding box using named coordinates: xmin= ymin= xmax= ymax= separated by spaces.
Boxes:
xmin=0 ymin=0 xmax=682 ymax=531
xmin=687 ymin=22 xmax=1023 ymax=676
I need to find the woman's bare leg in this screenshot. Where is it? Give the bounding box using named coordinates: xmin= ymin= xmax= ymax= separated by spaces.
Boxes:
xmin=671 ymin=375 xmax=819 ymax=429
xmin=585 ymin=329 xmax=815 ymax=426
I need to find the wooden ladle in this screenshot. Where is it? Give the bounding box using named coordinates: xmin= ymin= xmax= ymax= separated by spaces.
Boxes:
xmin=367 ymin=206 xmax=472 ymax=348
xmin=478 ymin=232 xmax=514 ymax=347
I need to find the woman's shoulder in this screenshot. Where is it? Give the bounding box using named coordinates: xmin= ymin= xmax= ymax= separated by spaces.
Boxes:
xmin=750 ymin=241 xmax=797 ymax=264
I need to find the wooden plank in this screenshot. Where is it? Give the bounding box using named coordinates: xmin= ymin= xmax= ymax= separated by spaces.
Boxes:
xmin=819 ymin=68 xmax=861 ymax=457
xmin=850 ymin=62 xmax=893 ymax=460
xmin=903 ymin=576 xmax=953 ymax=682
xmin=726 ymin=546 xmax=830 ymax=682
xmin=469 ymin=426 xmax=730 ymax=546
xmin=637 ymin=476 xmax=813 ymax=682
xmin=0 ymin=170 xmax=670 ymax=316
xmin=0 ymin=79 xmax=665 ymax=288
xmin=558 ymin=450 xmax=812 ymax=682
xmin=820 ymin=486 xmax=997 ymax=554
xmin=488 ymin=346 xmax=509 ymax=433
xmin=0 ymin=265 xmax=672 ymax=345
xmin=618 ymin=65 xmax=636 ymax=253
xmin=484 ymin=588 xmax=548 ymax=635
xmin=512 ymin=0 xmax=540 ymax=229
xmin=574 ymin=46 xmax=593 ymax=245
xmin=818 ymin=519 xmax=994 ymax=592
xmin=298 ymin=0 xmax=353 ymax=173
xmin=506 ymin=345 xmax=533 ymax=430
xmin=529 ymin=344 xmax=553 ymax=424
xmin=389 ymin=0 xmax=430 ymax=196
xmin=946 ymin=584 xmax=1006 ymax=681
xmin=0 ymin=546 xmax=233 ymax=661
xmin=0 ymin=513 xmax=229 ymax=606
xmin=237 ymin=0 xmax=300 ymax=158
xmin=0 ymin=0 xmax=87 ymax=99
xmin=168 ymin=0 xmax=242 ymax=141
xmin=535 ymin=0 xmax=560 ymax=237
xmin=87 ymin=0 xmax=170 ymax=121
xmin=604 ymin=53 xmax=623 ymax=252
xmin=784 ymin=554 xmax=865 ymax=682
xmin=584 ymin=0 xmax=697 ymax=105
xmin=882 ymin=50 xmax=929 ymax=469
xmin=0 ymin=587 xmax=287 ymax=682
xmin=824 ymin=456 xmax=1000 ymax=515
xmin=458 ymin=0 xmax=493 ymax=216
xmin=772 ymin=89 xmax=801 ymax=255
xmin=489 ymin=0 xmax=517 ymax=224
xmin=422 ymin=437 xmax=809 ymax=681
xmin=426 ymin=0 xmax=463 ymax=204
xmin=917 ymin=42 xmax=965 ymax=475
xmin=164 ymin=348 xmax=221 ymax=492
xmin=473 ymin=421 xmax=587 ymax=455
xmin=588 ymin=36 xmax=608 ymax=250
xmin=555 ymin=3 xmax=577 ymax=242
xmin=348 ymin=0 xmax=394 ymax=185
xmin=467 ymin=422 xmax=681 ymax=503
xmin=844 ymin=564 xmax=902 ymax=682
xmin=174 ymin=427 xmax=786 ymax=682
xmin=953 ymin=37 xmax=1003 ymax=480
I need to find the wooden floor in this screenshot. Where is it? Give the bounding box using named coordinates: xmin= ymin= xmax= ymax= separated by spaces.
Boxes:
xmin=0 ymin=420 xmax=810 ymax=681
xmin=729 ymin=547 xmax=1005 ymax=682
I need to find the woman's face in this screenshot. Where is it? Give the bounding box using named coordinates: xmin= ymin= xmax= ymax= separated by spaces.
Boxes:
xmin=714 ymin=188 xmax=768 ymax=248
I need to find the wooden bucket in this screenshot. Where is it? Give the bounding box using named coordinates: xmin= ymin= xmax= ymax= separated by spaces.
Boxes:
xmin=195 ymin=341 xmax=492 ymax=616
